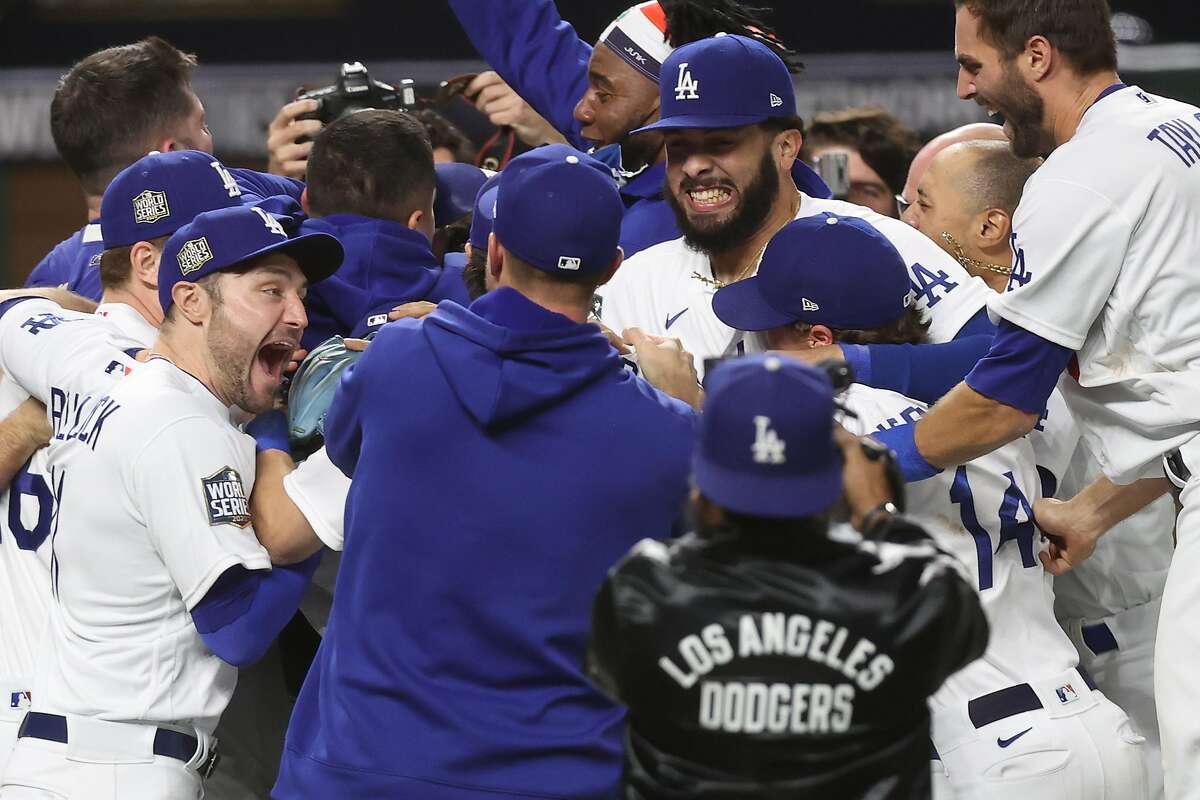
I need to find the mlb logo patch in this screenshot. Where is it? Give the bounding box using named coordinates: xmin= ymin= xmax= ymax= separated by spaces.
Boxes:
xmin=557 ymin=256 xmax=582 ymax=271
xmin=177 ymin=237 xmax=214 ymax=276
xmin=133 ymin=189 xmax=171 ymax=225
xmin=202 ymin=466 xmax=251 ymax=528
xmin=366 ymin=313 xmax=388 ymax=327
xmin=10 ymin=691 xmax=31 ymax=709
xmin=1055 ymin=683 xmax=1079 ymax=705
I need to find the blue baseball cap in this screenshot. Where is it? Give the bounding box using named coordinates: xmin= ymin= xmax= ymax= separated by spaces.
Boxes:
xmin=468 ymin=171 xmax=502 ymax=251
xmin=713 ymin=214 xmax=914 ymax=332
xmin=695 ymin=355 xmax=842 ymax=518
xmin=434 ymin=162 xmax=492 ymax=227
xmin=632 ymin=34 xmax=797 ymax=134
xmin=492 ymin=145 xmax=623 ymax=275
xmin=159 ymin=205 xmax=343 ymax=313
xmin=101 ymin=150 xmax=244 ymax=249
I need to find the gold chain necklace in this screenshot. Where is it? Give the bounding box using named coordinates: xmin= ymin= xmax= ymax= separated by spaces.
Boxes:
xmin=940 ymin=231 xmax=1012 ymax=277
xmin=692 ymin=192 xmax=801 ymax=289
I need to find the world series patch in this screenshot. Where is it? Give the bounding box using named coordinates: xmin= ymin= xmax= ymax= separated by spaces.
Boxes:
xmin=202 ymin=466 xmax=251 ymax=528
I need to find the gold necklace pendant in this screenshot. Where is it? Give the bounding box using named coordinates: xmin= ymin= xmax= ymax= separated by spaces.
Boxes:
xmin=691 ymin=193 xmax=802 ymax=289
xmin=940 ymin=231 xmax=1012 ymax=276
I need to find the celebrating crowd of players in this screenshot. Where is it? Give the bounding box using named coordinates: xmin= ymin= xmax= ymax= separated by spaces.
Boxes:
xmin=0 ymin=0 xmax=1197 ymax=798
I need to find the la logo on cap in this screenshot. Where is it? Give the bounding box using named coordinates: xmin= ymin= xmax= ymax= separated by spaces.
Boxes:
xmin=674 ymin=62 xmax=700 ymax=101
xmin=751 ymin=415 xmax=786 ymax=465
xmin=557 ymin=256 xmax=581 ymax=271
xmin=133 ymin=189 xmax=170 ymax=224
xmin=211 ymin=161 xmax=242 ymax=199
xmin=177 ymin=237 xmax=214 ymax=276
xmin=252 ymin=206 xmax=287 ymax=237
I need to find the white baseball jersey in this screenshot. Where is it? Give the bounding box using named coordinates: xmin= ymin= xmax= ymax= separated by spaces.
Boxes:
xmin=33 ymin=357 xmax=270 ymax=735
xmin=283 ymin=445 xmax=350 ymax=552
xmin=839 ymin=385 xmax=1080 ymax=713
xmin=990 ymin=85 xmax=1200 ymax=484
xmin=597 ymin=194 xmax=993 ymax=376
xmin=0 ymin=300 xmax=149 ymax=706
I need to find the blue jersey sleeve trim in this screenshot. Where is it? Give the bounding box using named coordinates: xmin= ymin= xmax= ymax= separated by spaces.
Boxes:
xmin=872 ymin=423 xmax=942 ymax=482
xmin=193 ymin=552 xmax=322 ymax=667
xmin=0 ymin=297 xmax=46 ymax=322
xmin=841 ymin=344 xmax=871 ymax=386
xmin=954 ymin=306 xmax=997 ymax=340
xmin=964 ymin=319 xmax=1073 ymax=415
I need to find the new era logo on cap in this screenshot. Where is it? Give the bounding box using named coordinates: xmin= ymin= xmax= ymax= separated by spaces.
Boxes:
xmin=769 ymin=93 xmax=783 ymax=108
xmin=557 ymin=256 xmax=582 ymax=271
xmin=133 ymin=190 xmax=170 ymax=224
xmin=802 ymin=298 xmax=819 ymax=311
xmin=177 ymin=237 xmax=214 ymax=276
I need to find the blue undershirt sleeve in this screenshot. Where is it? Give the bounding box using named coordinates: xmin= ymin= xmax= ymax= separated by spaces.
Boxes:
xmin=192 ymin=551 xmax=322 ymax=668
xmin=964 ymin=319 xmax=1073 ymax=415
xmin=855 ymin=335 xmax=995 ymax=405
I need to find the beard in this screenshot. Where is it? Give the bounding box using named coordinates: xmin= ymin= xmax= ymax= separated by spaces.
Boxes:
xmin=994 ymin=65 xmax=1055 ymax=158
xmin=207 ymin=303 xmax=272 ymax=414
xmin=666 ymin=148 xmax=780 ymax=256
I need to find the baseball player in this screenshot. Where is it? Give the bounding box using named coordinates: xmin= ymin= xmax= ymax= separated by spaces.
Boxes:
xmin=596 ymin=34 xmax=995 ymax=378
xmin=588 ymin=353 xmax=988 ymax=797
xmin=27 ymin=38 xmax=303 ymax=301
xmin=273 ymin=146 xmax=696 ymax=799
xmin=0 ymin=206 xmax=341 ymax=800
xmin=906 ymin=138 xmax=1172 ymax=797
xmin=0 ymin=148 xmax=256 ymax=780
xmin=715 ymin=214 xmax=1149 ymax=798
xmin=436 ymin=0 xmax=830 ymax=257
xmin=885 ymin=3 xmax=1200 ymax=794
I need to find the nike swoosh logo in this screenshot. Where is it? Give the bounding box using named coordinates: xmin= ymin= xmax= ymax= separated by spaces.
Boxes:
xmin=997 ymin=727 xmax=1033 ymax=748
xmin=665 ymin=308 xmax=689 ymax=330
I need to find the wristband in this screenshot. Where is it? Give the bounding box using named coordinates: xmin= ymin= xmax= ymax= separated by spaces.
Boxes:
xmin=245 ymin=409 xmax=291 ymax=455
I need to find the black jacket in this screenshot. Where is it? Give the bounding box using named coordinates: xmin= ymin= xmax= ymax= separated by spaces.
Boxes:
xmin=587 ymin=519 xmax=988 ymax=799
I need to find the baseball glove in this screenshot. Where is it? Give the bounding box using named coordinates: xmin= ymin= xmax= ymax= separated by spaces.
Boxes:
xmin=287 ymin=334 xmax=368 ymax=455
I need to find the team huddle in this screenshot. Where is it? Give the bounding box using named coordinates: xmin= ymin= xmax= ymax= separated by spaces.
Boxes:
xmin=0 ymin=0 xmax=1198 ymax=798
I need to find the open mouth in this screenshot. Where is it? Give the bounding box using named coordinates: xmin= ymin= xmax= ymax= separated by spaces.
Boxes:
xmin=684 ymin=185 xmax=735 ymax=213
xmin=255 ymin=340 xmax=296 ymax=385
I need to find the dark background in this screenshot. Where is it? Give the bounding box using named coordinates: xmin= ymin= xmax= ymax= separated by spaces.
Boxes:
xmin=0 ymin=0 xmax=1193 ymax=67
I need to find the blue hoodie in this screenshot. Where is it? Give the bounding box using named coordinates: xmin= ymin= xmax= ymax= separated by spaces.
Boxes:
xmin=274 ymin=287 xmax=696 ymax=800
xmin=298 ymin=214 xmax=469 ymax=350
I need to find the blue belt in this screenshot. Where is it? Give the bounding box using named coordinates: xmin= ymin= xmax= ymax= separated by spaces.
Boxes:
xmin=968 ymin=668 xmax=1098 ymax=729
xmin=17 ymin=712 xmax=219 ymax=778
xmin=1082 ymin=622 xmax=1120 ymax=655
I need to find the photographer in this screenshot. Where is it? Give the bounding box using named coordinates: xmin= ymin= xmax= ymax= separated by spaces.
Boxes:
xmin=588 ymin=354 xmax=988 ymax=798
xmin=297 ymin=109 xmax=468 ymax=349
xmin=803 ymin=107 xmax=922 ymax=218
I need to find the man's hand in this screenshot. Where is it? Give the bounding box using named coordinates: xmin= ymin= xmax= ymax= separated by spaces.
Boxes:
xmin=0 ymin=286 xmax=96 ymax=314
xmin=464 ymin=72 xmax=567 ymax=147
xmin=388 ymin=301 xmax=438 ymax=322
xmin=1034 ymin=497 xmax=1100 ymax=575
xmin=624 ymin=328 xmax=701 ymax=410
xmin=267 ymin=99 xmax=323 ymax=178
xmin=834 ymin=425 xmax=895 ymax=531
xmin=591 ymin=319 xmax=631 ymax=355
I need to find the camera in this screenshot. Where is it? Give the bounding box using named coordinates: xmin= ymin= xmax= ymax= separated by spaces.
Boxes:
xmin=813 ymin=152 xmax=851 ymax=200
xmin=297 ymin=62 xmax=417 ymax=125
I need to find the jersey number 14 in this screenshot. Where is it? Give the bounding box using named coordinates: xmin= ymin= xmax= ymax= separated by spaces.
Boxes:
xmin=950 ymin=465 xmax=1038 ymax=590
